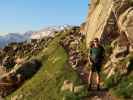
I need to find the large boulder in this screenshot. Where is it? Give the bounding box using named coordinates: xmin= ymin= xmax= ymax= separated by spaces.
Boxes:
xmin=61 ymin=80 xmax=74 ymax=92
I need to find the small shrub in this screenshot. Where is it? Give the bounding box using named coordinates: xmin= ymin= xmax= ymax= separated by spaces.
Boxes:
xmin=112 ymin=74 xmax=133 ymax=99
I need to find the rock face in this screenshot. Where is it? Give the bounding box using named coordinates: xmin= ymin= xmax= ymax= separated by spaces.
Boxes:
xmin=85 ymin=0 xmax=114 ymax=46
xmin=118 ymin=7 xmax=133 ymax=43
xmin=85 ymin=0 xmax=133 ymax=79
xmin=85 ymin=0 xmax=133 ymax=46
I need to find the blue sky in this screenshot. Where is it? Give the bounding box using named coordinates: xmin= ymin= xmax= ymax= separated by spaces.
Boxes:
xmin=0 ymin=0 xmax=89 ymax=34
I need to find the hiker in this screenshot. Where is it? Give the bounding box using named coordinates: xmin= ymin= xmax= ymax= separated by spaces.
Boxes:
xmin=88 ymin=38 xmax=105 ymax=90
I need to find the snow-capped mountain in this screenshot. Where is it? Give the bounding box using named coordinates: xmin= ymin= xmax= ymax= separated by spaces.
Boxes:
xmin=0 ymin=25 xmax=73 ymax=48
xmin=29 ymin=25 xmax=72 ymax=39
xmin=0 ymin=33 xmax=28 ymax=48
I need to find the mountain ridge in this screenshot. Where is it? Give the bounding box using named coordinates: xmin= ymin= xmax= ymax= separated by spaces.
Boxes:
xmin=0 ymin=25 xmax=73 ymax=48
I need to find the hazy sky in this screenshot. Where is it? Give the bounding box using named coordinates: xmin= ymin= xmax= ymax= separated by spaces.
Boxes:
xmin=0 ymin=0 xmax=89 ymax=34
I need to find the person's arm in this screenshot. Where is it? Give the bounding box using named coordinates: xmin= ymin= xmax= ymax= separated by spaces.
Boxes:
xmin=88 ymin=48 xmax=91 ymax=58
xmin=88 ymin=48 xmax=93 ymax=64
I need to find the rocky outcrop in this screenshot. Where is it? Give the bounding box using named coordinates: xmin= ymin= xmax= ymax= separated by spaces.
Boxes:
xmin=60 ymin=27 xmax=89 ymax=82
xmin=85 ymin=0 xmax=114 ymax=45
xmin=85 ymin=0 xmax=133 ymax=46
xmin=0 ymin=59 xmax=41 ymax=97
xmin=118 ymin=7 xmax=133 ymax=43
xmin=85 ymin=0 xmax=133 ymax=77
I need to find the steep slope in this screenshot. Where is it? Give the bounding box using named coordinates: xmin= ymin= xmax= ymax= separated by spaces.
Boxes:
xmin=5 ymin=28 xmax=88 ymax=100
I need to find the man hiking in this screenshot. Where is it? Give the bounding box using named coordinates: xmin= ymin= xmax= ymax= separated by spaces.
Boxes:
xmin=88 ymin=38 xmax=105 ymax=90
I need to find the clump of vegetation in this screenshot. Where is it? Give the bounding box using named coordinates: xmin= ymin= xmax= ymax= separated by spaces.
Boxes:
xmin=112 ymin=73 xmax=133 ymax=99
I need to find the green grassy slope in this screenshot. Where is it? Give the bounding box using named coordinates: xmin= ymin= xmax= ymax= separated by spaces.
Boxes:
xmin=6 ymin=32 xmax=86 ymax=100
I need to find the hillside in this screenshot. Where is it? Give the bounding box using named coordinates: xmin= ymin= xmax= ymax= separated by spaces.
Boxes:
xmin=1 ymin=27 xmax=88 ymax=100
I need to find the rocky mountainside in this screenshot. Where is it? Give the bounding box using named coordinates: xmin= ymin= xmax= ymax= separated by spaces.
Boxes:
xmin=0 ymin=25 xmax=72 ymax=48
xmin=0 ymin=26 xmax=90 ymax=100
xmin=85 ymin=0 xmax=133 ymax=99
xmin=0 ymin=0 xmax=133 ymax=99
xmin=85 ymin=0 xmax=133 ymax=45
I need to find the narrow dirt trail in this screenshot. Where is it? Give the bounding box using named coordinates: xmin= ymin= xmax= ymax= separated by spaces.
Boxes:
xmin=79 ymin=71 xmax=117 ymax=100
xmin=60 ymin=31 xmax=117 ymax=100
xmin=84 ymin=90 xmax=115 ymax=100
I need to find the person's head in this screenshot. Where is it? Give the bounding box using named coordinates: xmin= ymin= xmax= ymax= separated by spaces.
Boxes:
xmin=93 ymin=38 xmax=99 ymax=47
